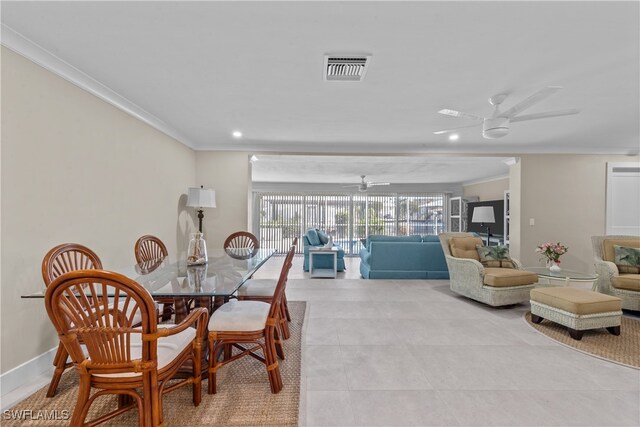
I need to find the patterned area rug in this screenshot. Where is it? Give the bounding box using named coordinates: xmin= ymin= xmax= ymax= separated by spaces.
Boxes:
xmin=5 ymin=301 xmax=306 ymax=426
xmin=524 ymin=311 xmax=640 ymax=369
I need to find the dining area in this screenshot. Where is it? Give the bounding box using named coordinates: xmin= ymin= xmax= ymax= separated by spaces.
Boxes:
xmin=16 ymin=228 xmax=300 ymax=427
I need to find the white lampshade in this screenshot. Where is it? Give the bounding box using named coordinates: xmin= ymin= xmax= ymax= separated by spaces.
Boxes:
xmin=187 ymin=187 xmax=216 ymax=209
xmin=472 ymin=206 xmax=495 ymax=223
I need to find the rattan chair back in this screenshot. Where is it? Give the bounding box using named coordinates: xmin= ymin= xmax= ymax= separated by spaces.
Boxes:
xmin=135 ymin=235 xmax=168 ymax=263
xmin=42 ymin=243 xmax=103 ymax=287
xmin=224 ymin=231 xmax=259 ymax=250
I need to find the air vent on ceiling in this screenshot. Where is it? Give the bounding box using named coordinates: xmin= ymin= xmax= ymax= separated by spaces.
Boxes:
xmin=324 ymin=55 xmax=371 ymax=81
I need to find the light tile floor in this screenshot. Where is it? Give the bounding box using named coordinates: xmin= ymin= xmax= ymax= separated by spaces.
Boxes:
xmin=4 ymin=255 xmax=639 ymax=426
xmin=254 ymin=255 xmax=640 ymax=427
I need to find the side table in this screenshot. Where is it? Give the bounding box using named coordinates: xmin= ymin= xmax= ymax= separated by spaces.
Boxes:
xmin=308 ymin=247 xmax=338 ymax=278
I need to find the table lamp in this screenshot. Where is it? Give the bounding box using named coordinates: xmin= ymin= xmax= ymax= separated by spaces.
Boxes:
xmin=472 ymin=206 xmax=495 ymax=246
xmin=186 ymin=185 xmax=216 ymax=233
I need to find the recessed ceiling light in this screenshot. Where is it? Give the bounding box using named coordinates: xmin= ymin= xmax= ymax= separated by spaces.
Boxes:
xmin=232 ymin=131 xmax=243 ymax=138
xmin=448 ymin=134 xmax=459 ymax=141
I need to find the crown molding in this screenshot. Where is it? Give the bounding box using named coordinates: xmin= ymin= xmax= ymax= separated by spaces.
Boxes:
xmin=461 ymin=174 xmax=510 ymax=186
xmin=1 ymin=24 xmax=198 ymax=150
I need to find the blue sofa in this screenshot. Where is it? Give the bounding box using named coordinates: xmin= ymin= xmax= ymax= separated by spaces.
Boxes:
xmin=359 ymin=235 xmax=449 ymax=279
xmin=303 ymin=228 xmax=346 ymax=272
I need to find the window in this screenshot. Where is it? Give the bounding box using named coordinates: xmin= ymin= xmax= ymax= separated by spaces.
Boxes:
xmin=254 ymin=192 xmax=446 ymax=254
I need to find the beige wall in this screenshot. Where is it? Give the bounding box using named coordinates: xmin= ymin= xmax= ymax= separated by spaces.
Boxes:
xmin=195 ymin=152 xmax=251 ymax=250
xmin=0 ymin=48 xmax=197 ymax=373
xmin=508 ymin=161 xmax=522 ymax=260
xmin=512 ymin=154 xmax=639 ymax=272
xmin=463 ymin=177 xmax=509 ymax=201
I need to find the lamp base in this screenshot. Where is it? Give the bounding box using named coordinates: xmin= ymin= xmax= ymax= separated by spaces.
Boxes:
xmin=197 ymin=209 xmax=204 ymax=233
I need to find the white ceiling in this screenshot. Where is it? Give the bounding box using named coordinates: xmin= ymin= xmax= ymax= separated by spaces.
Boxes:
xmin=2 ymin=1 xmax=639 ymax=157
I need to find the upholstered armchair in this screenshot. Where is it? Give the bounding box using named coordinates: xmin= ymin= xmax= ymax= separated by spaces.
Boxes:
xmin=302 ymin=228 xmax=345 ymax=272
xmin=439 ymin=232 xmax=538 ymax=307
xmin=591 ymin=235 xmax=640 ymax=311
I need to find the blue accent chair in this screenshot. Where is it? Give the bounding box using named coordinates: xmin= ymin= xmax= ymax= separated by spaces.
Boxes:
xmin=303 ymin=228 xmax=346 ymax=272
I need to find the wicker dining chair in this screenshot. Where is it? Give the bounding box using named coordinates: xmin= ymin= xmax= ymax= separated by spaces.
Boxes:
xmin=41 ymin=243 xmax=103 ymax=398
xmin=135 ymin=235 xmax=175 ymax=321
xmin=45 ymin=269 xmax=208 ymax=427
xmin=223 ymin=231 xmax=259 ymax=251
xmin=135 ymin=235 xmax=169 ymax=262
xmin=208 ymin=244 xmax=295 ymax=394
xmin=237 ymin=237 xmax=298 ymax=342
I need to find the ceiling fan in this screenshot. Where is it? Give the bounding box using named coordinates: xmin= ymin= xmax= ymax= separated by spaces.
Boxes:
xmin=343 ymin=175 xmax=390 ymax=192
xmin=433 ymin=86 xmax=580 ymax=139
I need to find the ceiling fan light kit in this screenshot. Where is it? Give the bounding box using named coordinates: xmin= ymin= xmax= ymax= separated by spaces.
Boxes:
xmin=434 ymin=86 xmax=580 ymax=139
xmin=483 ymin=117 xmax=510 ymax=139
xmin=343 ymin=175 xmax=390 ymax=192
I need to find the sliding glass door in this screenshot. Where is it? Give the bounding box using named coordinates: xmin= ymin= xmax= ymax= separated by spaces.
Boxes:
xmin=254 ymin=192 xmax=446 ymax=254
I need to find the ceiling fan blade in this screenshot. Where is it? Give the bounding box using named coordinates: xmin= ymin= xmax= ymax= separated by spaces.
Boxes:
xmin=437 ymin=109 xmax=483 ymax=122
xmin=368 ymin=182 xmax=390 ymax=186
xmin=500 ymin=86 xmax=563 ymax=118
xmin=342 ymin=184 xmax=360 ymax=188
xmin=433 ymin=123 xmax=482 ymax=135
xmin=511 ymin=109 xmax=580 ymax=123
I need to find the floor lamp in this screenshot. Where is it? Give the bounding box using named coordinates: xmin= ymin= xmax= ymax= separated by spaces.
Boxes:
xmin=472 ymin=206 xmax=495 ymax=247
xmin=187 ymin=186 xmax=217 ymax=233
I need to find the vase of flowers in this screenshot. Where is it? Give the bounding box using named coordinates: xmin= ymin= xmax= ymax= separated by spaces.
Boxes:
xmin=536 ymin=242 xmax=568 ymax=272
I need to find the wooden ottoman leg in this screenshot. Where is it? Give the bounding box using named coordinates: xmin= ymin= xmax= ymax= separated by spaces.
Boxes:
xmin=531 ymin=314 xmax=544 ymax=324
xmin=606 ymin=326 xmax=621 ymax=336
xmin=568 ymin=328 xmax=583 ymax=340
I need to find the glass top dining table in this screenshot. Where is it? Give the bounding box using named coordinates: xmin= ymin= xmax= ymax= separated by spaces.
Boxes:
xmin=21 ymin=247 xmax=276 ymax=300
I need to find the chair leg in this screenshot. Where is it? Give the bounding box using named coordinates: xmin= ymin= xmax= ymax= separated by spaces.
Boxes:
xmin=265 ymin=329 xmax=283 ymax=393
xmin=208 ymin=340 xmax=217 ymax=395
xmin=46 ymin=342 xmax=69 ymax=398
xmin=279 ymin=302 xmax=290 ymax=340
xmin=193 ymin=339 xmax=202 ymax=406
xmin=69 ymin=376 xmax=91 ymax=427
xmin=274 ymin=326 xmax=285 ymax=360
xmin=283 ymin=295 xmax=292 ymax=322
xmin=149 ymin=373 xmax=162 ymax=427
xmin=223 ymin=343 xmax=232 ymax=361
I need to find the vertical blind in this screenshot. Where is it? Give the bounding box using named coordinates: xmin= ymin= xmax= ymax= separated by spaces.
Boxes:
xmin=254 ymin=192 xmax=447 ymax=254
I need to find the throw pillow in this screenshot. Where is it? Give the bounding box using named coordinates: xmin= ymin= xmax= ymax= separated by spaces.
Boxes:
xmin=613 ymin=245 xmax=640 ymax=274
xmin=316 ymin=229 xmax=329 ymax=245
xmin=476 ymin=245 xmax=515 ymax=269
xmin=306 ymin=229 xmax=321 ymax=246
xmin=449 ymin=237 xmax=483 ymax=260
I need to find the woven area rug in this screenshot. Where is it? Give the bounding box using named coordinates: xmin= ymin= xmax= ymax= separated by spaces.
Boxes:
xmin=524 ymin=311 xmax=640 ymax=369
xmin=6 ymin=301 xmax=306 ymax=426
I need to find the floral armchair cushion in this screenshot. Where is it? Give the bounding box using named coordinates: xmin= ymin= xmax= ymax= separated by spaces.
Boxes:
xmin=602 ymin=238 xmax=640 ymax=263
xmin=613 ymin=245 xmax=640 ymax=274
xmin=476 ymin=245 xmax=515 ymax=269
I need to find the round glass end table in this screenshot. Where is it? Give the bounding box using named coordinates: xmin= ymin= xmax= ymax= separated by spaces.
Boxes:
xmin=525 ymin=267 xmax=598 ymax=291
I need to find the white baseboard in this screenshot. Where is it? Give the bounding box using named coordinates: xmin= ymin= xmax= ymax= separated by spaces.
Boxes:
xmin=0 ymin=346 xmax=57 ymax=410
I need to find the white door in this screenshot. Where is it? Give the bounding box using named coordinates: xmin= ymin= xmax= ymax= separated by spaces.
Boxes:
xmin=606 ymin=162 xmax=640 ymax=235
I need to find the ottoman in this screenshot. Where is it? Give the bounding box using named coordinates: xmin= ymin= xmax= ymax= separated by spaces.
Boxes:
xmin=530 ymin=287 xmax=622 ymax=340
